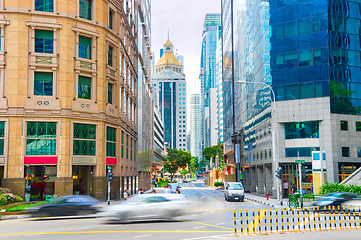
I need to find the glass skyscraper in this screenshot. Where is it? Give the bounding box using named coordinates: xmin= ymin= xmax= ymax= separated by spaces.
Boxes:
xmin=222 ymin=0 xmax=361 ymax=196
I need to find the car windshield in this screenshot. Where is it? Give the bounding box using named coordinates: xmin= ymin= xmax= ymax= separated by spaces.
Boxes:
xmin=229 ymin=184 xmax=243 ymax=190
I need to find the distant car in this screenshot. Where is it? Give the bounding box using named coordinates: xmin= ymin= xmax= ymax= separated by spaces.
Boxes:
xmin=27 ymin=195 xmax=101 ymax=217
xmin=313 ymin=192 xmax=359 ymax=209
xmin=97 ymin=194 xmax=190 ymax=221
xmin=183 ymin=179 xmax=191 ymax=183
xmin=224 ymin=182 xmax=245 ymax=202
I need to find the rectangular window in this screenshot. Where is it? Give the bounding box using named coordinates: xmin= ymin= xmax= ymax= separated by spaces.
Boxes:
xmin=108 ymin=83 xmax=113 ymax=104
xmin=78 ymin=76 xmax=91 ymax=99
xmin=358 ymin=148 xmax=361 ymax=158
xmin=34 ymin=72 xmax=53 ymax=96
xmin=285 ymin=147 xmax=320 ymax=157
xmin=284 ymin=121 xmax=319 ymax=139
xmin=73 ymin=123 xmax=96 ymax=155
xmin=121 ymin=131 xmax=124 ymax=158
xmin=126 ymin=134 xmax=129 ymax=159
xmin=342 ymin=147 xmax=350 ymax=157
xmin=109 ymin=10 xmax=113 ymax=30
xmin=130 ymin=138 xmax=133 ymax=160
xmin=108 ymin=46 xmax=113 ymax=66
xmin=356 ymin=122 xmax=361 ymax=131
xmin=106 ymin=126 xmax=116 ymax=157
xmin=134 ymin=140 xmax=136 ymax=160
xmin=35 ymin=30 xmax=53 ymax=54
xmin=79 ymin=36 xmax=91 ymax=59
xmin=299 ymin=51 xmax=313 ymax=67
xmin=79 ymin=0 xmax=91 ymax=20
xmin=35 ymin=0 xmax=54 ymax=12
xmin=0 ymin=122 xmax=4 ymax=155
xmin=26 ymin=122 xmax=56 ymax=155
xmin=340 ymin=121 xmax=348 ymax=131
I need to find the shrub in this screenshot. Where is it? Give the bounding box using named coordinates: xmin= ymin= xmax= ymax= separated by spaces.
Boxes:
xmin=0 ymin=188 xmax=24 ymax=205
xmin=157 ymin=180 xmax=170 ymax=187
xmin=214 ymin=182 xmax=224 ymax=187
xmin=320 ymin=182 xmax=361 ymax=195
xmin=0 ymin=188 xmax=11 ymax=194
xmin=5 ymin=201 xmax=46 ymax=212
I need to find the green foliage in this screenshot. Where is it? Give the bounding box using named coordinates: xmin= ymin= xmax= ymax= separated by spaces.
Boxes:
xmin=157 ymin=180 xmax=169 ymax=187
xmin=214 ymin=182 xmax=224 ymax=187
xmin=164 ymin=148 xmax=192 ymax=181
xmin=202 ymin=143 xmax=225 ymax=171
xmin=330 ymin=81 xmax=361 ymax=115
xmin=189 ymin=157 xmax=197 ymax=174
xmin=320 ymin=182 xmax=361 ymax=195
xmin=180 ymin=168 xmax=188 ymax=176
xmin=0 ymin=188 xmax=23 ymax=206
xmin=5 ymin=201 xmax=46 ymax=212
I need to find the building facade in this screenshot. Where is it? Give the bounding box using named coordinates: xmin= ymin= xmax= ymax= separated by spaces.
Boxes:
xmin=216 ymin=27 xmax=224 ymax=144
xmin=190 ymin=93 xmax=201 ymax=158
xmin=137 ymin=0 xmax=153 ymax=190
xmin=222 ymin=0 xmax=361 ymax=197
xmin=152 ymin=106 xmax=164 ymax=178
xmin=0 ymin=0 xmax=142 ymax=200
xmin=200 ymin=14 xmax=221 ymax=152
xmin=152 ymin=40 xmax=187 ymax=150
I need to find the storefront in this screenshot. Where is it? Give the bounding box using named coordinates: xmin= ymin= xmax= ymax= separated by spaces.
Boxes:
xmin=339 ymin=163 xmax=361 ymax=182
xmin=25 ymin=165 xmax=56 ymax=201
xmin=281 ymin=163 xmax=313 ymax=194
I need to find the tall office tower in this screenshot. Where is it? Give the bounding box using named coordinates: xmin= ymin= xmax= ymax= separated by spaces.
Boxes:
xmin=187 ymin=133 xmax=191 ymax=152
xmin=138 ymin=0 xmax=153 ymax=190
xmin=216 ymin=26 xmax=223 ymax=144
xmin=177 ymin=55 xmax=185 ymax=72
xmin=190 ymin=94 xmax=201 ymax=159
xmin=200 ymin=14 xmax=221 ymax=153
xmin=222 ymin=0 xmax=361 ymax=197
xmin=0 ymin=0 xmax=140 ymax=199
xmin=152 ymin=40 xmax=187 ymax=150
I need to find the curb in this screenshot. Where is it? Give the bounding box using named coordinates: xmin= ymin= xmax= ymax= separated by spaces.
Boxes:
xmin=245 ymin=196 xmax=276 ymax=207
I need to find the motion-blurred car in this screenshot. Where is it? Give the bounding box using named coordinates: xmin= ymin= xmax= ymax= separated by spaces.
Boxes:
xmin=224 ymin=182 xmax=244 ymax=202
xmin=167 ymin=183 xmax=181 ymax=193
xmin=97 ymin=194 xmax=190 ymax=221
xmin=28 ymin=195 xmax=101 ymax=217
xmin=313 ymin=192 xmax=359 ymax=209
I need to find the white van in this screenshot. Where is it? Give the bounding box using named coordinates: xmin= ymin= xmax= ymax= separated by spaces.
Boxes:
xmin=224 ymin=182 xmax=244 ymax=202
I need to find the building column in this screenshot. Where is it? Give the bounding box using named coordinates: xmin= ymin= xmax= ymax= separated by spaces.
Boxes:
xmin=110 ymin=176 xmax=120 ymax=200
xmin=92 ymin=177 xmax=107 ymax=200
xmin=54 ymin=177 xmax=73 ymax=196
xmin=250 ymin=167 xmax=256 ymax=192
xmin=243 ymin=167 xmax=250 ymax=192
xmin=256 ymin=165 xmax=264 ymax=194
xmin=265 ymin=164 xmax=273 ymax=196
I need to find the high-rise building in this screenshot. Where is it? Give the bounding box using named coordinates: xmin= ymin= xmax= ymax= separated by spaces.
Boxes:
xmin=222 ymin=0 xmax=361 ymax=196
xmin=0 ymin=0 xmax=140 ymax=199
xmin=138 ymin=0 xmax=153 ymax=190
xmin=152 ymin=40 xmax=187 ymax=150
xmin=153 ymin=106 xmax=165 ymax=176
xmin=190 ymin=94 xmax=201 ymax=158
xmin=216 ymin=27 xmax=223 ymax=144
xmin=200 ymin=14 xmax=221 ymax=153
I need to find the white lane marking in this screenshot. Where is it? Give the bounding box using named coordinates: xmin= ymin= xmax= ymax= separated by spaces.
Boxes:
xmin=215 ymin=222 xmax=225 ymax=225
xmin=133 ymin=234 xmax=151 ymax=238
xmin=181 ymin=234 xmax=234 ymax=240
xmin=175 ymin=229 xmax=182 ymax=232
xmin=193 ymin=226 xmax=205 ymax=229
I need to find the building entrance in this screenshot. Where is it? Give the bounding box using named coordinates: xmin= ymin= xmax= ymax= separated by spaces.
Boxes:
xmin=72 ymin=166 xmax=92 ymax=195
xmin=24 ymin=166 xmax=56 ymax=201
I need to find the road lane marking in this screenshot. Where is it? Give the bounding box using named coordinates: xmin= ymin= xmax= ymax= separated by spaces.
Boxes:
xmin=133 ymin=234 xmax=151 ymax=238
xmin=215 ymin=222 xmax=225 ymax=225
xmin=180 ymin=220 xmax=233 ymax=230
xmin=182 ymin=234 xmax=234 ymax=240
xmin=193 ymin=226 xmax=205 ymax=229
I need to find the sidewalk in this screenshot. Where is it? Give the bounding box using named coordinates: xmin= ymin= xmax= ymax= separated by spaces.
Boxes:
xmin=245 ymin=193 xmax=288 ymax=208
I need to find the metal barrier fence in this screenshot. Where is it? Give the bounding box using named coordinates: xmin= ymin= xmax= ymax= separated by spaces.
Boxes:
xmin=233 ymin=205 xmax=361 ymax=236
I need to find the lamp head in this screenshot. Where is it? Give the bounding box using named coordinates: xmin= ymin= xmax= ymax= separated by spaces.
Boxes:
xmin=237 ymin=80 xmax=246 ymax=85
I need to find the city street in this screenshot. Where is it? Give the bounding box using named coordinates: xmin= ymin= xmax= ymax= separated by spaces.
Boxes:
xmin=0 ymin=182 xmax=360 ymax=240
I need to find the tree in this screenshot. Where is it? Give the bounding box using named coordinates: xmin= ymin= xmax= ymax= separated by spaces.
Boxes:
xmin=202 ymin=143 xmax=225 ymax=171
xmin=180 ymin=168 xmax=188 ymax=178
xmin=164 ymin=149 xmax=192 ymax=181
xmin=189 ymin=156 xmax=198 ymax=174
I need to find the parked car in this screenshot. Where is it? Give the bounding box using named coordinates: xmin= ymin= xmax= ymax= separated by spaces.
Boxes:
xmin=183 ymin=179 xmax=191 ymax=183
xmin=97 ymin=194 xmax=190 ymax=221
xmin=313 ymin=192 xmax=359 ymax=209
xmin=224 ymin=182 xmax=245 ymax=202
xmin=27 ymin=195 xmax=101 ymax=217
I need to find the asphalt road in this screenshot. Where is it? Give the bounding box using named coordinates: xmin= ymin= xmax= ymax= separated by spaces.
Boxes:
xmin=0 ymin=182 xmax=360 ymax=240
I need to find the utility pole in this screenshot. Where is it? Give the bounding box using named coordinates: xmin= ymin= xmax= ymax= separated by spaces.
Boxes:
xmin=106 ymin=166 xmax=113 ymax=205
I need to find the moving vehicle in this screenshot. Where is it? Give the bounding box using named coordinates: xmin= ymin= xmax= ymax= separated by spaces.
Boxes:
xmin=183 ymin=179 xmax=191 ymax=183
xmin=27 ymin=195 xmax=101 ymax=217
xmin=341 ymin=197 xmax=361 ymax=210
xmin=224 ymin=182 xmax=244 ymax=202
xmin=313 ymin=192 xmax=359 ymax=209
xmin=167 ymin=183 xmax=181 ymax=193
xmin=97 ymin=194 xmax=190 ymax=221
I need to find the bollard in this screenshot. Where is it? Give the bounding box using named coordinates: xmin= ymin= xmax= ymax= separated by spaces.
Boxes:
xmin=343 ymin=206 xmax=347 ymax=229
xmin=307 ymin=207 xmax=310 ymax=231
xmin=292 ymin=207 xmax=295 ymax=232
xmin=359 ymin=206 xmax=361 ymax=228
xmin=240 ymin=209 xmax=243 ymax=235
xmin=301 ymin=207 xmax=306 ymax=231
xmin=297 ymin=207 xmax=300 ymax=232
xmin=266 ymin=193 xmax=269 ymax=200
xmin=348 ymin=206 xmax=351 ymax=229
xmin=233 ymin=209 xmax=237 ymax=236
xmin=317 ymin=207 xmax=321 ymax=230
xmin=286 ymin=207 xmax=290 ymax=232
xmin=269 ymin=208 xmax=273 ymax=234
xmin=313 ymin=207 xmax=316 ymax=231
xmin=264 ymin=208 xmax=267 ymax=234
xmin=323 ymin=206 xmax=327 ymax=230
xmin=246 ymin=208 xmax=249 ymax=235
xmin=252 ymin=208 xmax=255 ymax=234
xmin=281 ymin=208 xmax=284 ymax=232
xmin=332 ymin=206 xmax=336 ymax=230
xmin=328 ymin=206 xmax=332 ymax=230
xmin=353 ymin=206 xmax=356 ymax=228
xmin=276 ymin=208 xmax=279 ymax=233
xmin=258 ymin=208 xmax=261 ymax=234
xmin=338 ymin=205 xmax=342 ymax=230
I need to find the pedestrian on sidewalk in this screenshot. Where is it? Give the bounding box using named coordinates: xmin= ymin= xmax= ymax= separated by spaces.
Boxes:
xmin=291 ymin=183 xmax=297 ymax=194
xmin=283 ymin=180 xmax=289 ymax=198
xmin=124 ymin=189 xmax=131 ymax=200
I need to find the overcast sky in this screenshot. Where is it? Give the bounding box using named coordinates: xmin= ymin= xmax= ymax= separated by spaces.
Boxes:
xmin=151 ymin=0 xmax=221 ymax=132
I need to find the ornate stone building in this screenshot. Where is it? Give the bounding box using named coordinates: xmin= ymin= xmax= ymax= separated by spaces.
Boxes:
xmin=0 ymin=0 xmax=143 ymax=200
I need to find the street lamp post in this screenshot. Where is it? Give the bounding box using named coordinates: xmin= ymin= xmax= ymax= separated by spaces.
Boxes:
xmin=237 ymin=80 xmax=282 ymax=205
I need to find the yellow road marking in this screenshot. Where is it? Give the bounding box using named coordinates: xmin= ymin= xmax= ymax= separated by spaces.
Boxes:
xmin=246 ymin=209 xmax=265 ymax=234
xmin=0 ymin=230 xmax=233 ymax=236
xmin=179 ymin=219 xmax=233 ymax=230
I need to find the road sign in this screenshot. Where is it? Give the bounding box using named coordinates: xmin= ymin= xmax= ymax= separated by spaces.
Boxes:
xmin=294 ymin=160 xmax=305 ymax=164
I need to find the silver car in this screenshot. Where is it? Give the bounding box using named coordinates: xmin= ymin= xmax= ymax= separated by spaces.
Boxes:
xmin=97 ymin=194 xmax=190 ymax=221
xmin=224 ymin=182 xmax=245 ymax=202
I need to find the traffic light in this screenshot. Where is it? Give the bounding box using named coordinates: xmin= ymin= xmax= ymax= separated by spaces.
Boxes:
xmin=107 ymin=171 xmax=113 ymax=181
xmin=275 ymin=168 xmax=283 ymax=179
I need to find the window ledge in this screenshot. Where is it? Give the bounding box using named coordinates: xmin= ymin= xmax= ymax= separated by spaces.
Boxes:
xmin=72 ymin=98 xmax=99 ymax=114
